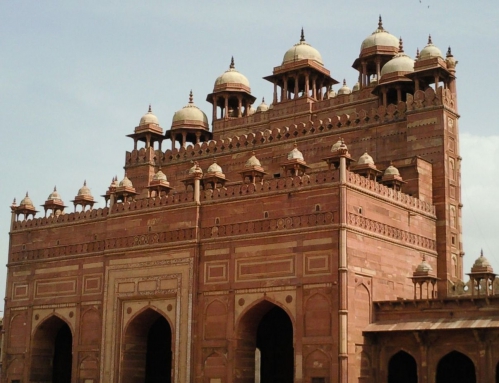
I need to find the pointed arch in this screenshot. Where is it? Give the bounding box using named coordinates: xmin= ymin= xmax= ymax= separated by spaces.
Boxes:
xmin=30 ymin=314 xmax=73 ymax=383
xmin=204 ymin=351 xmax=227 ymax=382
xmin=305 ymin=349 xmax=330 ymax=382
xmin=79 ymin=355 xmax=99 ymax=381
xmin=79 ymin=307 xmax=101 ymax=346
xmin=436 ymin=351 xmax=476 ymax=383
xmin=304 ymin=293 xmax=331 ymax=337
xmin=204 ymin=299 xmax=227 ymax=340
xmin=388 ymin=350 xmax=417 ymax=383
xmin=235 ymin=298 xmax=294 ymax=383
xmin=121 ymin=307 xmax=173 ymax=383
xmin=9 ymin=312 xmax=27 ymax=349
xmin=354 ymin=283 xmax=371 ymax=343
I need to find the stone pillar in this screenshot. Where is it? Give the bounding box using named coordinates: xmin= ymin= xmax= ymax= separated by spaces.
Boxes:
xmin=338 ymin=155 xmax=348 ymax=383
xmin=283 ymin=76 xmax=288 ymax=101
xmin=273 ymin=80 xmax=278 ymax=104
xmin=237 ymin=95 xmax=242 ymax=117
xmin=224 ymin=95 xmax=229 ymax=119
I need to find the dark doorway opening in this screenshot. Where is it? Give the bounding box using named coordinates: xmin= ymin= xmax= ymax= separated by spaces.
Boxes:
xmin=388 ymin=351 xmax=417 ymax=383
xmin=122 ymin=308 xmax=172 ymax=383
xmin=30 ymin=316 xmax=72 ymax=383
xmin=436 ymin=351 xmax=476 ymax=383
xmin=235 ymin=301 xmax=294 ymax=383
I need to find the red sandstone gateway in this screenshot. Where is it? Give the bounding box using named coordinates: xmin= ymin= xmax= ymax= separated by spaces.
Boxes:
xmin=3 ymin=18 xmax=492 ymax=383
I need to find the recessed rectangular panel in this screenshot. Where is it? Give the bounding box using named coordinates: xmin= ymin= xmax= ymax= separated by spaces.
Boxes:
xmin=236 ymin=255 xmax=294 ymax=281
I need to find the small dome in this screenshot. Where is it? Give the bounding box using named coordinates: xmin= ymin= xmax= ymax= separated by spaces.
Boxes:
xmin=331 ymin=138 xmax=345 ymax=152
xmin=282 ymin=28 xmax=323 ymax=66
xmin=327 ymin=87 xmax=337 ymax=98
xmin=172 ymin=91 xmax=208 ymax=125
xmin=214 ymin=57 xmax=250 ymax=89
xmin=47 ymin=186 xmax=62 ymax=201
xmin=416 ymin=257 xmax=433 ymax=273
xmin=189 ymin=162 xmax=203 ymax=175
xmin=248 ymin=106 xmax=256 ymax=116
xmin=361 ymin=16 xmax=399 ymax=51
xmin=140 ymin=105 xmax=159 ymax=126
xmin=256 ymin=98 xmax=269 ymax=112
xmin=77 ymin=180 xmax=92 ymax=196
xmin=153 ymin=169 xmax=167 ymax=182
xmin=207 ymin=160 xmax=223 ymax=174
xmin=419 ymin=35 xmax=443 ymax=60
xmin=384 ymin=164 xmax=400 ymax=176
xmin=119 ymin=174 xmax=133 ymax=188
xmin=338 ymin=79 xmax=351 ymax=95
xmin=352 ymin=82 xmax=360 ymax=92
xmin=288 ymin=143 xmax=304 ymax=160
xmin=473 ymin=250 xmax=492 ymax=269
xmin=245 ymin=153 xmax=262 ymax=167
xmin=358 ymin=152 xmax=374 ymax=165
xmin=20 ymin=192 xmax=33 ymax=206
xmin=380 ymin=38 xmax=414 ymax=77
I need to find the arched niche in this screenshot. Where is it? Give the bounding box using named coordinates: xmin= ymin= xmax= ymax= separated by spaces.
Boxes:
xmin=204 ymin=299 xmax=227 ymax=340
xmin=304 ymin=293 xmax=331 ymax=337
xmin=436 ymin=351 xmax=476 ymax=383
xmin=388 ymin=350 xmax=417 ymax=383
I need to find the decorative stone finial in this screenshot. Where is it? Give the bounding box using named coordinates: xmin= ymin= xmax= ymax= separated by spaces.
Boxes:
xmin=148 ymin=104 xmax=152 ymax=113
xmin=230 ymin=56 xmax=235 ymax=69
xmin=428 ymin=34 xmax=432 ymax=45
xmin=262 ymin=97 xmax=265 ymax=103
xmin=398 ymin=37 xmax=404 ymax=53
xmin=12 ymin=198 xmax=16 ymax=205
xmin=53 ymin=186 xmax=57 ymax=192
xmin=189 ymin=90 xmax=193 ymax=104
xmin=343 ymin=79 xmax=346 ymax=86
xmin=300 ymin=27 xmax=305 ymax=42
xmin=416 ymin=47 xmax=420 ymax=59
xmin=378 ymin=15 xmax=383 ymax=30
xmin=84 ymin=180 xmax=87 ymax=186
xmin=481 ymin=248 xmax=484 ymax=258
xmin=446 ymin=46 xmax=452 ymax=57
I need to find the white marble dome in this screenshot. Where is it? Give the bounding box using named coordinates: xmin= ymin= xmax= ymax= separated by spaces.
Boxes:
xmin=256 ymin=98 xmax=269 ymax=112
xmin=358 ymin=152 xmax=375 ymax=165
xmin=139 ymin=105 xmax=159 ymax=126
xmin=380 ymin=38 xmax=414 ymax=77
xmin=384 ymin=165 xmax=400 ymax=176
xmin=282 ymin=29 xmax=323 ymax=66
xmin=207 ymin=160 xmax=223 ymax=173
xmin=77 ymin=181 xmax=92 ymax=196
xmin=338 ymin=80 xmax=351 ymax=95
xmin=419 ymin=35 xmax=444 ymax=60
xmin=360 ymin=16 xmax=399 ymax=51
xmin=119 ymin=175 xmax=133 ymax=188
xmin=288 ymin=144 xmax=304 ymax=160
xmin=47 ymin=186 xmax=62 ymax=201
xmin=246 ymin=153 xmax=262 ymax=167
xmin=153 ymin=169 xmax=167 ymax=182
xmin=214 ymin=57 xmax=250 ymax=88
xmin=172 ymin=91 xmax=208 ymax=125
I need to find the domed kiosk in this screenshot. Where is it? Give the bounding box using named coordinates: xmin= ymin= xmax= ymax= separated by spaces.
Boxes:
xmin=264 ymin=28 xmax=338 ymax=104
xmin=166 ymin=90 xmax=212 ymax=150
xmin=206 ymin=57 xmax=256 ymax=126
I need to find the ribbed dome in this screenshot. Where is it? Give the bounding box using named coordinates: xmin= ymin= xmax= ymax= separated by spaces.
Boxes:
xmin=119 ymin=174 xmax=133 ymax=188
xmin=331 ymin=138 xmax=345 ymax=152
xmin=358 ymin=152 xmax=374 ymax=165
xmin=214 ymin=57 xmax=250 ymax=88
xmin=352 ymin=82 xmax=360 ymax=92
xmin=153 ymin=169 xmax=167 ymax=182
xmin=77 ymin=180 xmax=92 ymax=196
xmin=207 ymin=160 xmax=223 ymax=173
xmin=256 ymin=98 xmax=269 ymax=112
xmin=172 ymin=91 xmax=208 ymax=124
xmin=338 ymin=79 xmax=351 ymax=95
xmin=384 ymin=165 xmax=400 ymax=176
xmin=20 ymin=192 xmax=33 ymax=206
xmin=288 ymin=143 xmax=304 ymax=160
xmin=380 ymin=38 xmax=414 ymax=76
xmin=282 ymin=28 xmax=323 ymax=66
xmin=139 ymin=105 xmax=159 ymax=126
xmin=47 ymin=186 xmax=62 ymax=201
xmin=246 ymin=153 xmax=262 ymax=167
xmin=473 ymin=250 xmax=492 ymax=268
xmin=327 ymin=87 xmax=337 ymax=98
xmin=419 ymin=35 xmax=444 ymax=60
xmin=189 ymin=162 xmax=203 ymax=175
xmin=416 ymin=257 xmax=433 ymax=273
xmin=361 ymin=16 xmax=399 ymax=51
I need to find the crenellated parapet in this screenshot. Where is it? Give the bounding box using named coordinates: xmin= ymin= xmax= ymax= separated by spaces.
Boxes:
xmin=406 ymin=86 xmax=456 ymax=112
xmin=347 ymin=171 xmax=436 ymax=215
xmin=12 ymin=207 xmax=110 ymax=231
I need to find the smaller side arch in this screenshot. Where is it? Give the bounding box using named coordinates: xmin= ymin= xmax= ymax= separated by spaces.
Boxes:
xmin=305 ymin=349 xmax=330 ymax=382
xmin=388 ymin=350 xmax=417 ymax=383
xmin=436 ymin=350 xmax=476 ymax=383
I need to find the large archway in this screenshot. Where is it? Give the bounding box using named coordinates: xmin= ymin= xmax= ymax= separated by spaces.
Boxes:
xmin=235 ymin=300 xmax=294 ymax=383
xmin=121 ymin=308 xmax=172 ymax=383
xmin=30 ymin=315 xmax=73 ymax=383
xmin=436 ymin=351 xmax=476 ymax=383
xmin=388 ymin=351 xmax=417 ymax=383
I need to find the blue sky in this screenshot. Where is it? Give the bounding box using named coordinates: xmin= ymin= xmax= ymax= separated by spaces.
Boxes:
xmin=0 ymin=1 xmax=498 ymax=301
